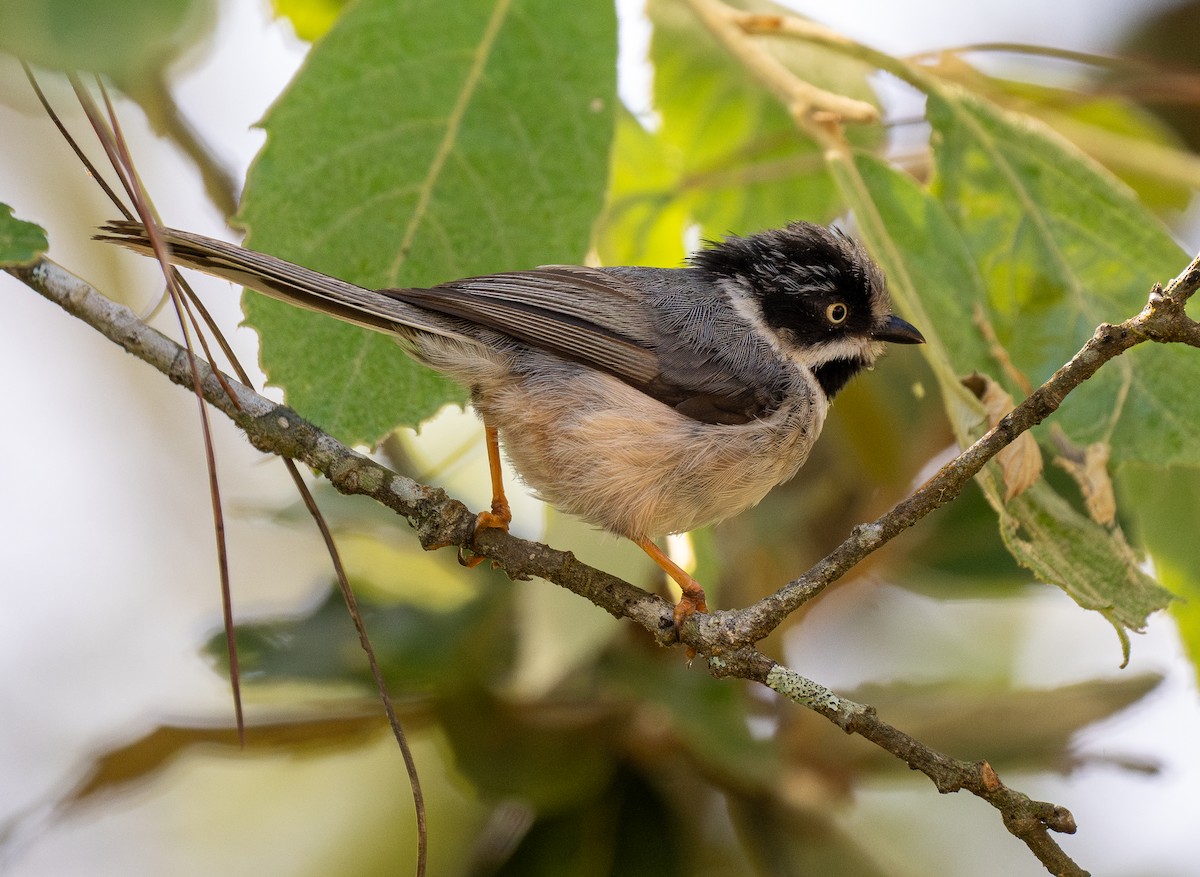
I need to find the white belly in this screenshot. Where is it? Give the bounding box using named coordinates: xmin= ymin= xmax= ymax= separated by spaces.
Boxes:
xmin=474 ymin=363 xmax=826 ymax=539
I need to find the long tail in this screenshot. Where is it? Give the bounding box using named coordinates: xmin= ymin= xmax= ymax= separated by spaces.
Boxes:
xmin=94 ymin=220 xmax=460 ymax=339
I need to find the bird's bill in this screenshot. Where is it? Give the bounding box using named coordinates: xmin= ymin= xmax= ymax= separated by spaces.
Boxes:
xmin=873 ymin=314 xmax=925 ymax=345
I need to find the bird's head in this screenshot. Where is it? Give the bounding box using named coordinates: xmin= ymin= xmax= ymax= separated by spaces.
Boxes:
xmin=692 ymin=221 xmax=924 ymax=398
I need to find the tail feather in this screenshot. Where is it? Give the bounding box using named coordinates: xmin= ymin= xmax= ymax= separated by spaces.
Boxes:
xmin=94 ymin=220 xmax=462 ymax=340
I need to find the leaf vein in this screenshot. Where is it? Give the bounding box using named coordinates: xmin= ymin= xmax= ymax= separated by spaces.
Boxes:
xmin=388 ymin=0 xmax=514 ymax=285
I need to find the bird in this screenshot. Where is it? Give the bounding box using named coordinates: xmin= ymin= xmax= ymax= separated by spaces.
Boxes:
xmin=96 ymin=219 xmax=924 ymax=636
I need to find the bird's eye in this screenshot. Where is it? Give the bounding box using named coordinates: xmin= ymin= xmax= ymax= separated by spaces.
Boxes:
xmin=825 ymin=302 xmax=848 ymax=324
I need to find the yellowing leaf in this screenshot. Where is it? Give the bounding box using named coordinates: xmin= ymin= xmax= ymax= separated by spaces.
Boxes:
xmin=271 ymin=0 xmax=347 ymax=41
xmin=843 ymin=152 xmax=1174 ymax=651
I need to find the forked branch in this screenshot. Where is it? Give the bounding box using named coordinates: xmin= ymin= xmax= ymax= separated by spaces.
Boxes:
xmin=10 ymin=246 xmax=1198 ymax=877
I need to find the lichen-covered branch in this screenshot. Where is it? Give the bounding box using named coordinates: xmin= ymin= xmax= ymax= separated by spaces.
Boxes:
xmin=692 ymin=252 xmax=1200 ymax=653
xmin=5 ymin=256 xmax=679 ymax=647
xmin=10 ymin=249 xmax=1198 ymax=877
xmin=707 ymin=649 xmax=1086 ymax=877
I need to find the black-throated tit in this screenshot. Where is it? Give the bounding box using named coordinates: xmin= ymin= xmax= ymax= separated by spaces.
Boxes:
xmin=97 ymin=220 xmax=924 ymax=633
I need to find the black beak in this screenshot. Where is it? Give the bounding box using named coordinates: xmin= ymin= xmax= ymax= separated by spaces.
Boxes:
xmin=873 ymin=314 xmax=925 ymax=345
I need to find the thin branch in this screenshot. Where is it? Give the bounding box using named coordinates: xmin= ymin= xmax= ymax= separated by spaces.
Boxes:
xmin=13 ymin=7 xmax=1196 ymax=875
xmin=10 ymin=10 xmax=1195 ymax=876
xmin=19 ymin=11 xmax=1187 ymax=877
xmin=690 ymin=262 xmax=1199 ymax=653
xmin=672 ymin=7 xmax=1195 ymax=871
xmin=677 ymin=0 xmax=1200 ymax=645
xmin=4 ymin=257 xmax=679 ymax=646
xmin=63 ymin=71 xmax=248 ymax=741
xmin=281 ymin=459 xmax=428 ymax=866
xmin=27 ymin=73 xmax=431 ymax=871
xmin=686 ymin=0 xmax=879 ymax=126
xmin=706 ymin=650 xmax=1086 ymax=877
xmin=19 ymin=250 xmax=1199 ymax=877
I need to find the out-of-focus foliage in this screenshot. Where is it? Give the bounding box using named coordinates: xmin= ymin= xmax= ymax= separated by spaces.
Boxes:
xmin=0 ymin=0 xmax=215 ymax=83
xmin=596 ymin=0 xmax=880 ymax=266
xmin=5 ymin=0 xmax=1199 ymax=874
xmin=0 ymin=203 xmax=47 ymax=264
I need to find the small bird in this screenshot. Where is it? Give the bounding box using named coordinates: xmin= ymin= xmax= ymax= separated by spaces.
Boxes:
xmin=97 ymin=220 xmax=924 ymax=634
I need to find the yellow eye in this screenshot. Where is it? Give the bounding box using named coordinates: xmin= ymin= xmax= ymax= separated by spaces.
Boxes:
xmin=825 ymin=302 xmax=848 ymax=324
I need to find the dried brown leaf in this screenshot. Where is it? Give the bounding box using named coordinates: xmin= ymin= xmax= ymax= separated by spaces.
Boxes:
xmin=963 ymin=372 xmax=1043 ymax=500
xmin=1056 ymin=442 xmax=1117 ymax=526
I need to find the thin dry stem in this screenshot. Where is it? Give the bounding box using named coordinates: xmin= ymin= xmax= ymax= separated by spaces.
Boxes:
xmin=685 ymin=0 xmax=879 ymax=127
xmin=24 ymin=72 xmax=428 ymax=876
xmin=667 ymin=9 xmax=1199 ymax=867
xmin=12 ymin=250 xmax=1198 ymax=877
xmin=14 ymin=23 xmax=1200 ymax=873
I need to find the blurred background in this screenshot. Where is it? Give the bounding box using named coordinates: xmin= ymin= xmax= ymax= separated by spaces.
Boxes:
xmin=2 ymin=0 xmax=1199 ymax=874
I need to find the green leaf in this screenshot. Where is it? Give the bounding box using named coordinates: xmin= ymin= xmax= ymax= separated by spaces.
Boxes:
xmin=0 ymin=204 xmax=47 ymax=265
xmin=240 ymin=0 xmax=617 ymax=444
xmin=926 ymin=85 xmax=1199 ymax=465
xmin=919 ymin=57 xmax=1200 ymax=210
xmin=597 ymin=0 xmax=877 ymax=267
xmin=1121 ymin=464 xmax=1200 ymax=675
xmin=0 ymin=0 xmax=214 ymax=80
xmin=843 ymin=152 xmax=1173 ymax=646
xmin=496 ymin=767 xmax=683 ymax=877
xmin=1023 ymin=95 xmax=1199 ymax=212
xmin=995 ymin=478 xmax=1174 ymax=657
xmin=211 ymin=583 xmax=513 ymax=693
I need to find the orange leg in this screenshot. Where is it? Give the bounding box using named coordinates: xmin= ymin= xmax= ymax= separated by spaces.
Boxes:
xmin=634 ymin=536 xmax=709 ymax=639
xmin=460 ymin=425 xmax=512 ymax=568
xmin=478 ymin=425 xmax=512 ymax=531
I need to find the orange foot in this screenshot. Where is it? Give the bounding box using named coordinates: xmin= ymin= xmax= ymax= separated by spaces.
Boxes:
xmin=672 ymin=581 xmax=708 ymax=662
xmin=459 ymin=496 xmax=512 ymax=568
xmin=634 ymin=536 xmax=709 ymax=657
xmin=672 ymin=587 xmax=709 ymax=632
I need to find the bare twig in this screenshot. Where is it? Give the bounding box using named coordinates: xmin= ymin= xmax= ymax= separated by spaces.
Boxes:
xmin=691 ymin=262 xmax=1195 ymax=877
xmin=5 ymin=256 xmax=679 ymax=644
xmin=22 ymin=69 xmax=430 ymax=874
xmin=14 ymin=248 xmax=1197 ymax=877
xmin=695 ymin=259 xmax=1199 ymax=651
xmin=707 ymin=650 xmax=1086 ymax=877
xmin=662 ymin=10 xmax=1198 ymax=868
xmin=677 ymin=0 xmax=1200 ymax=643
xmin=685 ymin=0 xmax=879 ymax=127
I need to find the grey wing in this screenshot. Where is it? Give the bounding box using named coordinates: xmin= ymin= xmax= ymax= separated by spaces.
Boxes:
xmin=384 ymin=268 xmax=661 ymax=387
xmin=381 ymin=267 xmax=782 ymax=424
xmin=95 ymin=222 xmax=786 ymax=422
